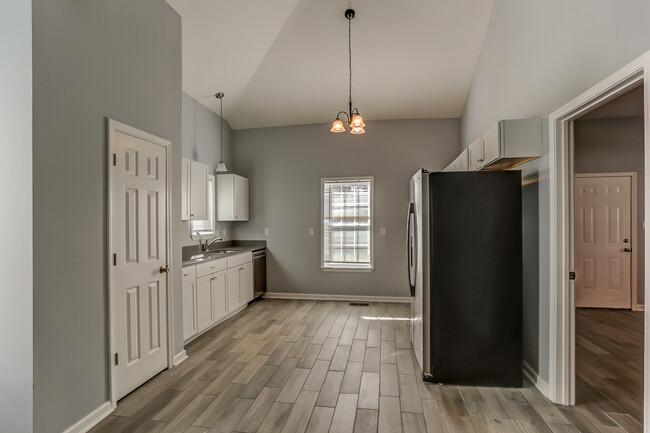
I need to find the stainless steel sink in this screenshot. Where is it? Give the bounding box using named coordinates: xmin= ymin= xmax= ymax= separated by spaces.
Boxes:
xmin=212 ymin=249 xmax=238 ymax=254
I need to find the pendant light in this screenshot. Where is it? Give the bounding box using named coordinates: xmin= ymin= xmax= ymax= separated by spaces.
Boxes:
xmin=215 ymin=92 xmax=228 ymax=172
xmin=330 ymin=9 xmax=366 ymax=135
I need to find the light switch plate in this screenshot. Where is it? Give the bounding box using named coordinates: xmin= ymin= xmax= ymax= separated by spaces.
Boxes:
xmin=380 ymin=227 xmax=386 ymax=236
xmin=264 ymin=228 xmax=270 ymax=236
xmin=309 ymin=228 xmax=314 ymax=236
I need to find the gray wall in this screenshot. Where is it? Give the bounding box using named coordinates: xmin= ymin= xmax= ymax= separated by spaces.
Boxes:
xmin=461 ymin=0 xmax=650 ymax=382
xmin=181 ymin=92 xmax=234 ymax=247
xmin=232 ymin=119 xmax=460 ymax=297
xmin=574 ymin=117 xmax=645 ymax=305
xmin=32 ymin=1 xmax=182 ymax=432
xmin=0 ymin=1 xmax=33 ymax=431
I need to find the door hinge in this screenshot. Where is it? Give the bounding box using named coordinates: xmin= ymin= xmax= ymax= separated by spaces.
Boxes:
xmin=569 ymin=271 xmax=576 ymax=280
xmin=113 ymin=253 xmax=117 ymax=266
xmin=114 ymin=352 xmax=119 ymax=366
xmin=113 ymin=153 xmax=117 ymax=166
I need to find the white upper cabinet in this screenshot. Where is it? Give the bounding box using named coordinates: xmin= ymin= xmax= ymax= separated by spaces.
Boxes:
xmin=466 ymin=118 xmax=542 ymax=171
xmin=181 ymin=157 xmax=209 ymax=221
xmin=217 ymin=174 xmax=249 ymax=221
xmin=443 ymin=148 xmax=469 ymax=172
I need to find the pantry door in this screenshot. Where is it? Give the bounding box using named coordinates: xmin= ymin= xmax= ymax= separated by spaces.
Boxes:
xmin=574 ymin=174 xmax=634 ymax=309
xmin=109 ymin=120 xmax=171 ymax=402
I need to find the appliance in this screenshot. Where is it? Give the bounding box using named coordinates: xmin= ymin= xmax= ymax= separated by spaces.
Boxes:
xmin=408 ymin=169 xmax=522 ymax=387
xmin=253 ymin=247 xmax=266 ymax=299
xmin=329 ymin=9 xmax=366 ymax=135
xmin=215 ymin=92 xmax=228 ymax=173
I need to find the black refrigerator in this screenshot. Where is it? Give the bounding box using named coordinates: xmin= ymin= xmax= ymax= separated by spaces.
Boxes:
xmin=408 ymin=169 xmax=522 ymax=387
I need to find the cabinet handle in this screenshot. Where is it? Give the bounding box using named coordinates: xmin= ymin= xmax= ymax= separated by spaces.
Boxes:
xmin=183 ymin=273 xmax=189 ymax=277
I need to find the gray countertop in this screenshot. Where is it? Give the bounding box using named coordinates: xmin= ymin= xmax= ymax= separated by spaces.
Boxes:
xmin=182 ymin=240 xmax=266 ymax=267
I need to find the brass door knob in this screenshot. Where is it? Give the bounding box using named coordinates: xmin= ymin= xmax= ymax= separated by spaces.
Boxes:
xmin=159 ymin=265 xmax=170 ymax=274
xmin=624 ymin=248 xmax=632 ymax=253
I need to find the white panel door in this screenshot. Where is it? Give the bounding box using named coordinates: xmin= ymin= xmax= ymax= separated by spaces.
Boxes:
xmin=240 ymin=262 xmax=254 ymax=305
xmin=112 ymin=127 xmax=168 ymax=400
xmin=211 ymin=270 xmax=227 ymax=322
xmin=227 ymin=267 xmax=242 ymax=312
xmin=574 ymin=176 xmax=632 ymax=308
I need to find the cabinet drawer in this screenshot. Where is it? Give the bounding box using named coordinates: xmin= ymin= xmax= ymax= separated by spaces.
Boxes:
xmin=182 ymin=265 xmax=197 ymax=283
xmin=196 ymin=258 xmax=227 ymax=278
xmin=227 ymin=252 xmax=252 ymax=268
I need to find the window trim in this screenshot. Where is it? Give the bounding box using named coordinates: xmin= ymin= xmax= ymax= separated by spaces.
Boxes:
xmin=320 ymin=176 xmax=374 ymax=272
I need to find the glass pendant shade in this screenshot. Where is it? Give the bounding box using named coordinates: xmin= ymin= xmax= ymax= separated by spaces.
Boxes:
xmin=350 ymin=126 xmax=366 ymax=135
xmin=330 ymin=117 xmax=346 ymax=133
xmin=350 ymin=113 xmax=366 ymax=128
xmin=215 ymin=161 xmax=228 ymax=172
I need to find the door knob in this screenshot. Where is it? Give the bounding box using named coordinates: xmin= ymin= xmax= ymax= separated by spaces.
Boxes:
xmin=624 ymin=248 xmax=632 ymax=253
xmin=159 ymin=265 xmax=170 ymax=274
xmin=624 ymin=238 xmax=629 ymax=243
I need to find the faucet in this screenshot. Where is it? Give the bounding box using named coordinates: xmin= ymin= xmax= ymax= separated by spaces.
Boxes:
xmin=202 ymin=236 xmax=224 ymax=252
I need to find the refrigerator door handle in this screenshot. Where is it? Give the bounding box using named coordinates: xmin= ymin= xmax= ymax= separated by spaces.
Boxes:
xmin=406 ymin=202 xmax=415 ymax=295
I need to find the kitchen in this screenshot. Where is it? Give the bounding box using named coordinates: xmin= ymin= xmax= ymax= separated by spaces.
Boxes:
xmin=3 ymin=1 xmax=650 ymax=433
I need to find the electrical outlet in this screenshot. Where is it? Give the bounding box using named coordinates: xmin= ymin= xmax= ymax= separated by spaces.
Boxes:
xmin=309 ymin=228 xmax=314 ymax=236
xmin=264 ymin=228 xmax=270 ymax=236
xmin=380 ymin=227 xmax=386 ymax=236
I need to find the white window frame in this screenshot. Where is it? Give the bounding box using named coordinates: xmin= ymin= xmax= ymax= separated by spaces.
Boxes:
xmin=191 ymin=174 xmax=215 ymax=238
xmin=321 ymin=176 xmax=374 ymax=272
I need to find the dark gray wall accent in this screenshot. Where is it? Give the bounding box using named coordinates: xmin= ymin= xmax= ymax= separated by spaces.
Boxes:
xmin=32 ymin=1 xmax=182 ymax=432
xmin=181 ymin=92 xmax=234 ymax=247
xmin=460 ymin=0 xmax=650 ymax=383
xmin=574 ymin=117 xmax=645 ymax=305
xmin=0 ymin=2 xmax=32 ymax=431
xmin=232 ymin=119 xmax=460 ymax=297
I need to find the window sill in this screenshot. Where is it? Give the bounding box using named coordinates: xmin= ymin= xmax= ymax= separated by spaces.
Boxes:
xmin=321 ymin=266 xmax=374 ymax=273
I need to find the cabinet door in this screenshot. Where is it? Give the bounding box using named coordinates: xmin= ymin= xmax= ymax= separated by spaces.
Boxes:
xmin=234 ymin=175 xmax=249 ymax=221
xmin=182 ymin=277 xmax=197 ymax=340
xmin=457 ymin=149 xmax=468 ymax=171
xmin=467 ymin=137 xmax=484 ymax=171
xmin=227 ymin=267 xmax=242 ymax=312
xmin=216 ymin=174 xmax=234 ymax=221
xmin=240 ymin=262 xmax=254 ymax=305
xmin=181 ymin=158 xmax=191 ymax=220
xmin=196 ymin=275 xmax=213 ymax=332
xmin=211 ymin=270 xmax=227 ymax=322
xmin=190 ymin=160 xmax=208 ymax=220
xmin=482 ymin=122 xmax=501 ymax=166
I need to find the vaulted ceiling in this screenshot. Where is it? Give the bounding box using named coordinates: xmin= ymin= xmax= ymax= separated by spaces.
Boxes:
xmin=166 ymin=0 xmax=495 ymax=130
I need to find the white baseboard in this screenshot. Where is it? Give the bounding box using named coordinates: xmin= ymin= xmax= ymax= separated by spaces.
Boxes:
xmin=61 ymin=401 xmax=113 ymax=433
xmin=523 ymin=360 xmax=550 ymax=398
xmin=262 ymin=292 xmax=411 ymax=303
xmin=173 ymin=350 xmax=188 ymax=366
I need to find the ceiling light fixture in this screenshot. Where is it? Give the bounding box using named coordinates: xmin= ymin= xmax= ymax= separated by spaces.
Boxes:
xmin=215 ymin=92 xmax=228 ymax=172
xmin=330 ymin=9 xmax=365 ymax=135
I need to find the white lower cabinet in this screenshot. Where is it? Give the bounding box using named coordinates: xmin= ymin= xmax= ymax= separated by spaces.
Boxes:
xmin=183 ymin=252 xmax=254 ymax=343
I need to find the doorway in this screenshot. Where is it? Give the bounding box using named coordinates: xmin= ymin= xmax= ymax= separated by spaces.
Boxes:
xmin=548 ymin=51 xmax=649 ymax=425
xmin=572 ymin=87 xmax=645 ymax=427
xmin=108 ymin=119 xmax=174 ymax=405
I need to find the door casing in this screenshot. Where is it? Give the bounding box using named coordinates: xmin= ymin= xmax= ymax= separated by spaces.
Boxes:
xmin=107 ymin=119 xmax=174 ymax=408
xmin=548 ymin=50 xmax=650 ymax=423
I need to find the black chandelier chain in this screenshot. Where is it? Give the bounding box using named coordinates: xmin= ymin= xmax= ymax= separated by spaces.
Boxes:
xmin=348 ymin=12 xmax=352 ymax=116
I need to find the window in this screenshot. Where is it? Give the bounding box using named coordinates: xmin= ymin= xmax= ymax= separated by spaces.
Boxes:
xmin=191 ymin=175 xmax=215 ymax=236
xmin=321 ymin=177 xmax=373 ymax=271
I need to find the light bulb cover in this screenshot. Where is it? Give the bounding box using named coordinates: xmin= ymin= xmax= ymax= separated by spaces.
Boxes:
xmin=215 ymin=161 xmax=228 ymax=172
xmin=350 ymin=113 xmax=366 ymax=128
xmin=350 ymin=126 xmax=366 ymax=135
xmin=330 ymin=117 xmax=346 ymax=133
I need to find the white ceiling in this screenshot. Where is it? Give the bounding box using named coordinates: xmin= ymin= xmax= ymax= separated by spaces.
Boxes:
xmin=167 ymin=0 xmax=495 ymax=130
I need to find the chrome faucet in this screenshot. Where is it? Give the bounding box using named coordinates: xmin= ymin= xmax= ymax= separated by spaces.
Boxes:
xmin=202 ymin=236 xmax=224 ymax=252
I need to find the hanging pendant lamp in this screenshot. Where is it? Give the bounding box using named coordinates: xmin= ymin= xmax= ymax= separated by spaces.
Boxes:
xmin=215 ymin=92 xmax=228 ymax=172
xmin=330 ymin=9 xmax=365 ymax=135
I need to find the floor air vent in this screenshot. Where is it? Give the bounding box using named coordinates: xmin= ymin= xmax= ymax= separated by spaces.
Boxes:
xmin=349 ymin=302 xmax=370 ymax=307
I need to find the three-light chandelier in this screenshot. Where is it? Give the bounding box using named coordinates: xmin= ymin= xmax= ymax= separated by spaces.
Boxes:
xmin=330 ymin=9 xmax=366 ymax=135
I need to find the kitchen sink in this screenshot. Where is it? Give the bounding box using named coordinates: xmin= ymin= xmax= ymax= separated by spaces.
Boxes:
xmin=212 ymin=249 xmax=238 ymax=254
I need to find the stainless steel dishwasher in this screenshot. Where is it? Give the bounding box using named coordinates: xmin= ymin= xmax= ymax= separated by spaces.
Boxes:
xmin=253 ymin=248 xmax=266 ymax=299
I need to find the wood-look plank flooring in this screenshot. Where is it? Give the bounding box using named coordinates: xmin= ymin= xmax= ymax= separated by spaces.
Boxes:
xmin=90 ymin=300 xmax=643 ymax=433
xmin=576 ymin=307 xmax=644 ymax=430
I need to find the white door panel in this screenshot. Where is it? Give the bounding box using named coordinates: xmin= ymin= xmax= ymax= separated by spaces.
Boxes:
xmin=112 ymin=128 xmax=168 ymax=400
xmin=575 ymin=176 xmax=632 ymax=308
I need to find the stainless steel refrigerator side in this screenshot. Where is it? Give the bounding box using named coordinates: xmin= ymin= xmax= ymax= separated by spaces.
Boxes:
xmin=421 ymin=172 xmax=431 ymax=379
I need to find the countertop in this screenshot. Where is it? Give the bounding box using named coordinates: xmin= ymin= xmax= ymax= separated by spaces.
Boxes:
xmin=182 ymin=240 xmax=266 ymax=267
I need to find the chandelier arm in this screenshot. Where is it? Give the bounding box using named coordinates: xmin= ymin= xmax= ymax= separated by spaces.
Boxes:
xmin=337 ymin=111 xmax=350 ymax=124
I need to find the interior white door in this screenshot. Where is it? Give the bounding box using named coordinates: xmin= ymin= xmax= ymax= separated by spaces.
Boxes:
xmin=112 ymin=127 xmax=168 ymax=400
xmin=574 ymin=175 xmax=632 ymax=308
